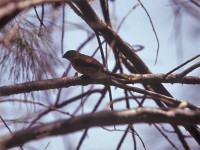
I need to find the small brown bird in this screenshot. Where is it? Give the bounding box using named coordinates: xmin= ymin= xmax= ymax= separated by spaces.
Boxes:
xmin=63 ymin=50 xmax=108 ymax=79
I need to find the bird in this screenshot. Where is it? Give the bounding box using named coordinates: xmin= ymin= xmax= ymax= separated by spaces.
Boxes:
xmin=63 ymin=50 xmax=123 ymax=79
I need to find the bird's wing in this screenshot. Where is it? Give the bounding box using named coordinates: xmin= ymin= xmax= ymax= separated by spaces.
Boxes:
xmin=73 ymin=57 xmax=103 ymax=70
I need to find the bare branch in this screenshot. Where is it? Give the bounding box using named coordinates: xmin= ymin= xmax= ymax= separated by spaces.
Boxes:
xmin=0 ymin=99 xmax=73 ymax=116
xmin=0 ymin=74 xmax=199 ymax=96
xmin=154 ymin=124 xmax=179 ymax=150
xmin=118 ymin=73 xmax=200 ymax=84
xmin=178 ymin=61 xmax=200 ymax=78
xmin=116 ymin=3 xmax=139 ymax=33
xmin=191 ymin=0 xmax=200 ymax=8
xmin=0 ymin=116 xmax=24 ymax=150
xmin=138 ymin=0 xmax=160 ymax=65
xmin=0 ymin=0 xmax=62 ymax=28
xmin=0 ymin=108 xmax=200 ymax=149
xmin=110 ymin=79 xmax=199 ymax=111
xmin=165 ymin=54 xmax=200 ymax=77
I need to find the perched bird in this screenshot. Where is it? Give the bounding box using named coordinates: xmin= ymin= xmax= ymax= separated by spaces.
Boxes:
xmin=63 ymin=50 xmax=123 ymax=79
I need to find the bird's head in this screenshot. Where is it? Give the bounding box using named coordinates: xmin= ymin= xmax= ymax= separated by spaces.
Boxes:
xmin=63 ymin=50 xmax=78 ymax=61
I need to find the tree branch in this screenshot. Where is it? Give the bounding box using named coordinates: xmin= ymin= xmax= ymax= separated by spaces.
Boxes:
xmin=0 ymin=74 xmax=199 ymax=96
xmin=0 ymin=108 xmax=200 ymax=149
xmin=69 ymin=2 xmax=200 ymax=143
xmin=0 ymin=0 xmax=62 ymax=28
xmin=118 ymin=73 xmax=200 ymax=84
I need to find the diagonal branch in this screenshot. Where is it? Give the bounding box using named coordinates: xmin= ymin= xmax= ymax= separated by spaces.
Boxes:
xmin=71 ymin=1 xmax=200 ymax=144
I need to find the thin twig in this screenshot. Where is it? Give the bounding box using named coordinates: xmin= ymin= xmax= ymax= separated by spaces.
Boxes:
xmin=100 ymin=0 xmax=112 ymax=27
xmin=28 ymin=89 xmax=102 ymax=127
xmin=38 ymin=4 xmax=45 ymax=35
xmin=165 ymin=54 xmax=200 ymax=77
xmin=128 ymin=125 xmax=137 ymax=150
xmin=0 ymin=116 xmax=24 ymax=150
xmin=191 ymin=0 xmax=200 ymax=7
xmin=95 ymin=33 xmax=114 ymax=110
xmin=154 ymin=124 xmax=179 ymax=150
xmin=171 ymin=126 xmax=190 ymax=150
xmin=76 ymin=88 xmax=107 ymax=150
xmin=178 ymin=61 xmax=200 ymax=78
xmin=124 ymin=90 xmax=130 ymax=109
xmin=34 ymin=6 xmax=46 ymax=28
xmin=110 ymin=79 xmax=199 ymax=111
xmin=0 ymin=99 xmax=73 ymax=116
xmin=61 ymin=3 xmax=65 ymax=55
xmin=77 ymin=33 xmax=95 ymax=51
xmin=116 ymin=3 xmax=139 ymax=33
xmin=116 ymin=126 xmax=129 ymax=150
xmin=138 ymin=0 xmax=160 ymax=65
xmin=129 ymin=125 xmax=146 ymax=150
